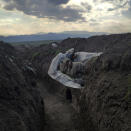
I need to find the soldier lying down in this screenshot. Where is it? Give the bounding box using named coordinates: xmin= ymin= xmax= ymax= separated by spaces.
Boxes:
xmin=58 ymin=49 xmax=86 ymax=87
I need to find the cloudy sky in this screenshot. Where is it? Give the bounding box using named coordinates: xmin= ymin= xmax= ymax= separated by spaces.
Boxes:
xmin=0 ymin=0 xmax=131 ymax=36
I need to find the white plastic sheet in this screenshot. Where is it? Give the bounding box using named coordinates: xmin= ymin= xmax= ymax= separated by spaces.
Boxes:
xmin=48 ymin=49 xmax=102 ymax=88
xmin=52 ymin=43 xmax=58 ymax=48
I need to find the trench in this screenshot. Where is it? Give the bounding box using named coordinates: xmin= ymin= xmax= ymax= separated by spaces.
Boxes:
xmin=37 ymin=81 xmax=77 ymax=131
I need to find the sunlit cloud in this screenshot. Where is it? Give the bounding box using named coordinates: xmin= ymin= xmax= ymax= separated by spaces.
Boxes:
xmin=0 ymin=0 xmax=130 ymax=35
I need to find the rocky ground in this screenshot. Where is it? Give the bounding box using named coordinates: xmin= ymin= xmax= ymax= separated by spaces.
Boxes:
xmin=0 ymin=33 xmax=131 ymax=131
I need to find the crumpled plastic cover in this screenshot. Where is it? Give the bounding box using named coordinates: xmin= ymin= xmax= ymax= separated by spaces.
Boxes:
xmin=48 ymin=49 xmax=102 ymax=88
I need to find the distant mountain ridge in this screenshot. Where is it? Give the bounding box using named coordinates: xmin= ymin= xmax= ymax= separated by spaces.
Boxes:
xmin=0 ymin=31 xmax=107 ymax=43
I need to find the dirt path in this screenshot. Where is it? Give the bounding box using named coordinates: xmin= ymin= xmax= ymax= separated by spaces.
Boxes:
xmin=37 ymin=81 xmax=76 ymax=131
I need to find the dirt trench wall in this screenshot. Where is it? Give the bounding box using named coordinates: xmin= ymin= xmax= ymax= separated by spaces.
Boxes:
xmin=0 ymin=42 xmax=45 ymax=131
xmin=75 ymin=50 xmax=131 ymax=131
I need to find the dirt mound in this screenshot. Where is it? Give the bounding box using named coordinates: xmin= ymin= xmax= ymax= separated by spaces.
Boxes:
xmin=76 ymin=42 xmax=131 ymax=131
xmin=0 ymin=41 xmax=44 ymax=131
xmin=10 ymin=33 xmax=131 ymax=131
xmin=59 ymin=33 xmax=131 ymax=52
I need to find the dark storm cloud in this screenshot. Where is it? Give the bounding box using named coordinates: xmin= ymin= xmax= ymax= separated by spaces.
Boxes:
xmin=48 ymin=0 xmax=70 ymax=5
xmin=3 ymin=0 xmax=85 ymax=22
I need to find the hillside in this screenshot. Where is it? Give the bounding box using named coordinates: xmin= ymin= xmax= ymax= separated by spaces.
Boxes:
xmin=21 ymin=33 xmax=131 ymax=78
xmin=0 ymin=41 xmax=44 ymax=131
xmin=0 ymin=31 xmax=106 ymax=43
xmin=0 ymin=33 xmax=130 ymax=131
xmin=22 ymin=33 xmax=131 ymax=131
